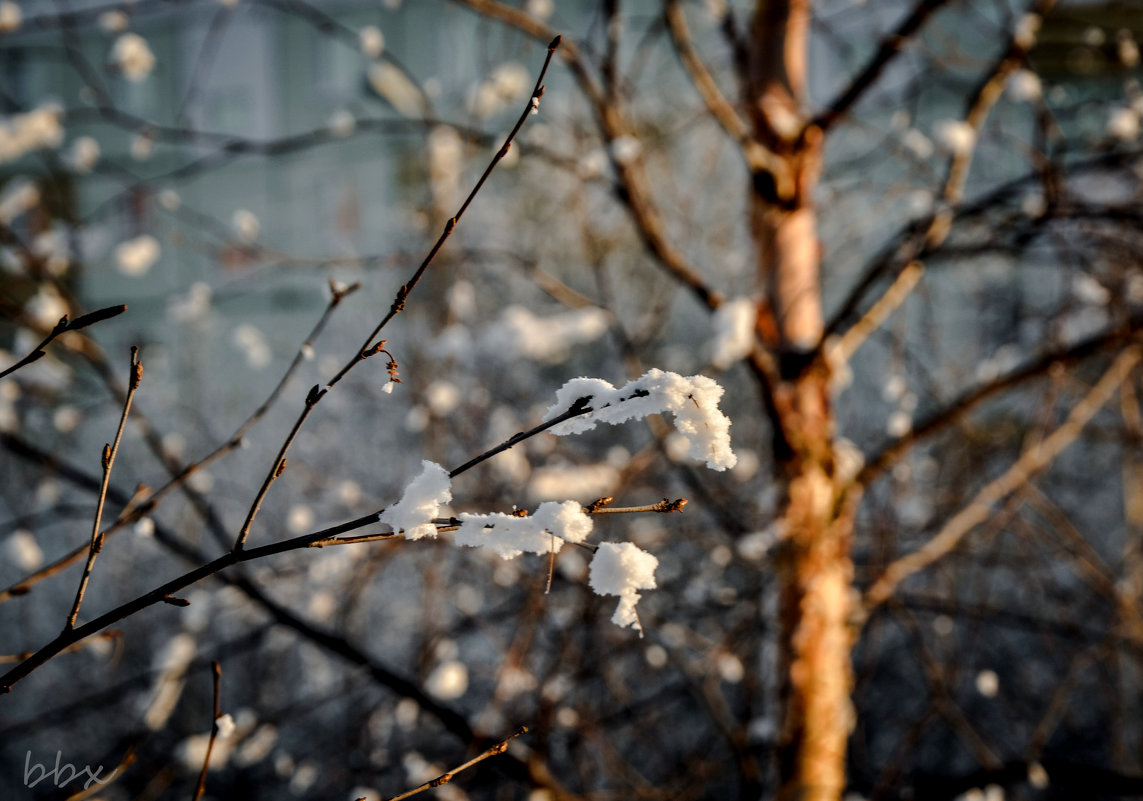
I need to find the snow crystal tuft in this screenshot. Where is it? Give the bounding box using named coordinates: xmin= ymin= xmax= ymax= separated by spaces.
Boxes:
xmin=379 ymin=461 xmax=451 ymax=540
xmin=541 ymin=369 xmax=737 ymax=471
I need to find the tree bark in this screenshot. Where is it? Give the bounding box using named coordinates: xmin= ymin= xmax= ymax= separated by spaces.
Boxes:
xmin=748 ymin=2 xmax=857 ymax=799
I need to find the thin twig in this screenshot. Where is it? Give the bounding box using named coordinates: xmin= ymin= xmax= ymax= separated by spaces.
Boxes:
xmin=859 ymin=316 xmax=1143 ymax=486
xmin=0 ymin=440 xmax=479 ymax=747
xmin=191 ymin=661 xmax=223 ymax=801
xmin=65 ymin=347 xmax=142 ymax=630
xmin=231 ymin=41 xmax=559 ymax=552
xmin=588 ymin=498 xmax=688 ymax=514
xmin=232 ymin=280 xmax=359 ymax=443
xmin=0 ymin=445 xmax=235 ymax=603
xmin=0 ymin=305 xmax=127 ymax=380
xmin=232 ymin=384 xmax=325 ymax=551
xmin=176 ymin=5 xmax=236 ymax=128
xmin=325 ymin=35 xmax=562 ymax=391
xmin=447 ymin=396 xmax=590 ymax=479
xmin=314 ymin=499 xmax=688 ymax=548
xmin=383 ymin=726 xmax=528 ymax=801
xmin=827 ymin=260 xmax=923 ymax=369
xmin=0 ymin=630 xmax=121 ymax=664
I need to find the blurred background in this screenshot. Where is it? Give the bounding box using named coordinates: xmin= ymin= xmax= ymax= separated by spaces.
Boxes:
xmin=1 ymin=0 xmax=1142 ymax=799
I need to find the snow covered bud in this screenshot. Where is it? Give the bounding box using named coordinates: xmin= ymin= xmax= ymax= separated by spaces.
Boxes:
xmin=231 ymin=209 xmax=260 ymax=244
xmin=214 ymin=713 xmax=236 ymax=740
xmin=709 ymin=297 xmax=756 ymax=369
xmin=67 ymin=136 xmax=101 ymax=173
xmin=115 ymin=234 xmax=160 ymax=276
xmin=110 ymin=33 xmax=156 ymax=81
xmin=369 ymin=63 xmax=424 ymax=117
xmin=359 ymin=26 xmax=385 ymax=59
xmin=933 ymin=119 xmax=976 ymax=156
xmin=1013 ymin=13 xmax=1040 ymax=50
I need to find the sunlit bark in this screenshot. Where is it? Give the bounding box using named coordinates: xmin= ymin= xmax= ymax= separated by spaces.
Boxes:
xmin=748 ymin=2 xmax=856 ymax=799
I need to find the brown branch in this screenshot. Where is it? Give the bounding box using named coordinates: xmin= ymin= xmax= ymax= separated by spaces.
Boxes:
xmin=382 ymin=726 xmax=528 ymax=801
xmin=830 ymin=0 xmax=1056 ymax=367
xmin=859 ymin=316 xmax=1143 ymax=485
xmin=324 ymin=35 xmax=561 ymax=391
xmin=0 ymin=630 xmax=121 ymax=664
xmin=451 ymin=0 xmax=723 ymax=311
xmin=811 ymin=0 xmax=951 ymax=133
xmin=191 ymin=661 xmax=223 ymax=801
xmin=0 ymin=439 xmax=244 ymax=604
xmin=64 ymin=347 xmax=142 ymax=630
xmin=0 ymin=435 xmax=484 ymax=752
xmin=827 ymin=0 xmax=1056 ymax=356
xmin=232 ymin=384 xmax=325 ymax=551
xmin=446 ymin=396 xmax=591 ymax=479
xmin=860 ymin=346 xmax=1141 ymax=618
xmin=663 ymin=0 xmax=783 ymax=177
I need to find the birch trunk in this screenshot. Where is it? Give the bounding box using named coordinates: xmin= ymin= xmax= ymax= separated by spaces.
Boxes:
xmin=748 ymin=2 xmax=857 ymax=799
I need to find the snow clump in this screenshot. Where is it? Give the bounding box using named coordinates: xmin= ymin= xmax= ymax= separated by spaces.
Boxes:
xmin=542 ymin=368 xmax=737 ymax=471
xmin=933 ymin=119 xmax=976 ymax=156
xmin=378 ymin=460 xmax=451 ymax=540
xmin=0 ymin=105 xmax=65 ymax=166
xmin=709 ymin=297 xmax=755 ymax=368
xmin=379 ymin=460 xmax=662 ymax=631
xmin=358 ymin=25 xmax=384 ymax=58
xmin=115 ymin=234 xmax=160 ymax=276
xmin=110 ymin=33 xmax=156 ymax=81
xmin=368 ymin=63 xmax=424 ymax=117
xmin=589 ymin=541 xmax=659 ymax=633
xmin=455 ymin=500 xmax=593 ymax=559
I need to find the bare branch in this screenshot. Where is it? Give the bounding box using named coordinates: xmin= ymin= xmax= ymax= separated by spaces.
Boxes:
xmin=383 ymin=726 xmax=529 ymax=801
xmin=811 ymin=0 xmax=951 ymax=133
xmin=0 ymin=305 xmax=127 ymax=380
xmin=664 ymin=0 xmax=784 ymax=177
xmin=860 ymin=346 xmax=1142 ymax=618
xmin=64 ymin=347 xmax=143 ymax=630
xmin=191 ymin=661 xmax=224 ymax=801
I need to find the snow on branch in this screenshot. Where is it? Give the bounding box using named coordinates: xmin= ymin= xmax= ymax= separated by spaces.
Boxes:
xmin=378 ymin=461 xmax=451 ymax=540
xmin=378 ymin=462 xmax=662 ymax=631
xmin=375 ymin=369 xmax=729 ymax=631
xmin=455 ymin=500 xmax=592 ymax=559
xmin=541 ymin=369 xmax=737 ymax=471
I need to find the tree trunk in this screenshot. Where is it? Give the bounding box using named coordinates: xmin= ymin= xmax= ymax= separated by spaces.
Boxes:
xmin=748 ymin=2 xmax=857 ymax=799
